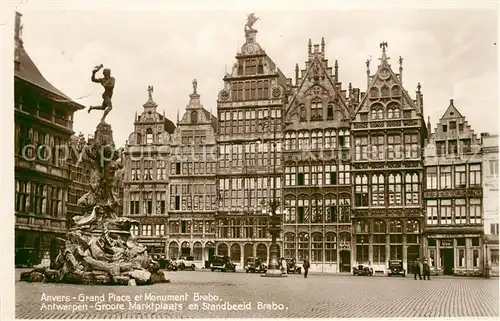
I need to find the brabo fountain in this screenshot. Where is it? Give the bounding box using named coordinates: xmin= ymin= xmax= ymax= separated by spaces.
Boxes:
xmin=20 ymin=65 xmax=169 ymax=286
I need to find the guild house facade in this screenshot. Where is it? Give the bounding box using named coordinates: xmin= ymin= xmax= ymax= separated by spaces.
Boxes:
xmin=214 ymin=22 xmax=290 ymax=267
xmin=166 ymin=81 xmax=218 ymax=268
xmin=423 ymin=100 xmax=484 ymax=276
xmin=14 ymin=12 xmax=86 ymax=267
xmin=281 ymin=39 xmax=358 ymax=273
xmin=350 ymin=44 xmax=428 ymax=274
xmin=122 ymin=87 xmax=176 ymax=256
xmin=481 ymin=133 xmax=499 ymax=276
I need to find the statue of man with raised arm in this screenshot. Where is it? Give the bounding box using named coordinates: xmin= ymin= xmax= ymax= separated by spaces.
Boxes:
xmin=88 ymin=64 xmax=115 ymax=123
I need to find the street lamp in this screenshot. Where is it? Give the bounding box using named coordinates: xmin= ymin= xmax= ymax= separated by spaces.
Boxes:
xmin=360 ymin=236 xmax=364 ymax=263
xmin=485 ymin=237 xmax=490 ymax=279
xmin=258 ymin=113 xmax=287 ymax=277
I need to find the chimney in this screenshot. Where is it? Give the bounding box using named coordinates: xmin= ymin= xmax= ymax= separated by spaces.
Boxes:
xmin=15 ymin=12 xmax=23 ymax=46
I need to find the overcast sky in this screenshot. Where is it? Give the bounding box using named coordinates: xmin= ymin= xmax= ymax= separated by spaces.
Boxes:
xmin=9 ymin=1 xmax=499 ymax=147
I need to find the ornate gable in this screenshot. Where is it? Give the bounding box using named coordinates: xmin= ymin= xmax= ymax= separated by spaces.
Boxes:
xmin=285 ymin=38 xmax=351 ymax=126
xmin=354 ymin=42 xmax=421 ymax=120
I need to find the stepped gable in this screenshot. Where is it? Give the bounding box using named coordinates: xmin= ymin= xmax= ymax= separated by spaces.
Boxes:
xmin=353 ymin=42 xmax=421 ymax=117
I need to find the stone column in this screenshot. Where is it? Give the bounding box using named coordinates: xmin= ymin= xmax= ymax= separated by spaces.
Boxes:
xmin=368 ymin=234 xmax=373 ymax=264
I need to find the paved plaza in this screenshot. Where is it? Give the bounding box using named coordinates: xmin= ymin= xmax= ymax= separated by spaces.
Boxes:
xmin=15 ymin=269 xmax=499 ymax=319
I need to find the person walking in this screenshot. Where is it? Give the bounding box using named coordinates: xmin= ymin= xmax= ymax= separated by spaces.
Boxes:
xmin=281 ymin=258 xmax=288 ymax=275
xmin=303 ymin=256 xmax=310 ymax=278
xmin=413 ymin=258 xmax=422 ymax=280
xmin=422 ymin=258 xmax=431 ymax=280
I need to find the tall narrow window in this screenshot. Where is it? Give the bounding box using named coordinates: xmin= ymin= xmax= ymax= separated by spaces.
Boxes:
xmin=440 ymin=166 xmax=452 ymax=189
xmin=440 ymin=200 xmax=452 ymax=225
xmin=426 ymin=167 xmax=438 ymax=189
xmin=371 ymin=174 xmax=385 ymax=206
xmin=426 ymin=200 xmax=438 ymax=225
xmin=355 ymin=175 xmax=369 ymax=207
xmin=469 ymin=164 xmax=481 ymax=186
xmin=404 ymin=173 xmax=419 ymax=205
xmin=146 ymin=128 xmax=153 ymax=145
xmin=388 ymin=173 xmax=402 ymax=206
xmin=191 ymin=111 xmax=198 ymax=124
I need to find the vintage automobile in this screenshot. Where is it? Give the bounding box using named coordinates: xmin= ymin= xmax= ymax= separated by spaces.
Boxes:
xmin=244 ymin=257 xmax=267 ymax=273
xmin=176 ymin=256 xmax=196 ymax=270
xmin=352 ymin=263 xmax=373 ymax=276
xmin=387 ymin=260 xmax=406 ymax=277
xmin=211 ymin=255 xmax=236 ymax=272
xmin=285 ymin=258 xmax=302 ymax=274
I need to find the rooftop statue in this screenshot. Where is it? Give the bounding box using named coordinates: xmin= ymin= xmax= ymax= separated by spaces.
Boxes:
xmin=245 ymin=13 xmax=259 ymax=34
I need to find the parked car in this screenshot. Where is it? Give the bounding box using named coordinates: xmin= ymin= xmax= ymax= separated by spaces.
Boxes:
xmin=211 ymin=255 xmax=236 ymax=272
xmin=387 ymin=260 xmax=406 ymax=277
xmin=244 ymin=257 xmax=267 ymax=273
xmin=353 ymin=263 xmax=373 ymax=276
xmin=285 ymin=258 xmax=302 ymax=274
xmin=176 ymin=256 xmax=196 ymax=270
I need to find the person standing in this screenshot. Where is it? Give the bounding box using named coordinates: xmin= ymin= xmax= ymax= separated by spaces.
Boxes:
xmin=281 ymin=258 xmax=288 ymax=275
xmin=422 ymin=259 xmax=431 ymax=280
xmin=303 ymin=256 xmax=310 ymax=278
xmin=413 ymin=258 xmax=422 ymax=280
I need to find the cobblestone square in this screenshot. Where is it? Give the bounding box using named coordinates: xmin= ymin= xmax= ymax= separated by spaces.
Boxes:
xmin=15 ymin=269 xmax=499 ymax=319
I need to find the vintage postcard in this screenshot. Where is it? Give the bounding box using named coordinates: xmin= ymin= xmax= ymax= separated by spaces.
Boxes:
xmin=2 ymin=0 xmax=499 ymax=319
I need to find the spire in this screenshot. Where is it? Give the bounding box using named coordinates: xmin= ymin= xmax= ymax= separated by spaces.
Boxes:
xmin=450 ymin=98 xmax=454 ymax=106
xmin=379 ymin=41 xmax=389 ymax=61
xmin=295 ymin=63 xmax=299 ymax=86
xmin=321 ymin=37 xmax=325 ymax=53
xmin=399 ymin=56 xmax=403 ymax=82
xmin=334 ymin=59 xmax=339 ymax=82
xmin=366 ymin=57 xmax=371 ymax=86
xmin=135 ymin=111 xmax=138 ymax=121
xmin=308 ymin=38 xmax=312 ymax=54
xmin=427 ymin=116 xmax=432 ymax=134
xmin=176 ymin=109 xmax=180 ymax=124
xmin=15 ymin=12 xmax=23 ymax=47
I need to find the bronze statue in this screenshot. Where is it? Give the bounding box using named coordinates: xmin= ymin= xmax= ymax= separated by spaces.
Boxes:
xmin=192 ymin=79 xmax=197 ymax=94
xmin=88 ymin=64 xmax=115 ymax=123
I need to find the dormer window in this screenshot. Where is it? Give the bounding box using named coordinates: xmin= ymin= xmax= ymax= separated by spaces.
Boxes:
xmin=191 ymin=111 xmax=198 ymax=124
xmin=327 ymin=105 xmax=334 ymax=120
xmin=146 ymin=128 xmax=153 ymax=145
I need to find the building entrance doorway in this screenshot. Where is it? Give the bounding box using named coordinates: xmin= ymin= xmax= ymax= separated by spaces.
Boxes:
xmin=407 ymin=245 xmax=420 ymax=274
xmin=339 ymin=250 xmax=351 ymax=272
xmin=441 ymin=248 xmax=454 ymax=275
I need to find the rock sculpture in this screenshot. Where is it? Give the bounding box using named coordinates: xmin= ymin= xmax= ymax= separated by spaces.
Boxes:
xmin=20 ymin=121 xmax=169 ymax=286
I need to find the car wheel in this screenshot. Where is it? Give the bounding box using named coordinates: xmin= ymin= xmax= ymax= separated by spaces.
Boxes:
xmin=191 ymin=265 xmax=195 ymax=271
xmin=211 ymin=268 xmax=214 ymax=272
xmin=222 ymin=268 xmax=227 ymax=272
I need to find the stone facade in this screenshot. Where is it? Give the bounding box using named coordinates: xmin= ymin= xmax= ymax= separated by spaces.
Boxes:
xmin=166 ymin=82 xmax=218 ymax=268
xmin=481 ymin=134 xmax=499 ymax=276
xmin=281 ymin=38 xmax=357 ymax=273
xmin=423 ymin=100 xmax=484 ymax=276
xmin=214 ymin=24 xmax=290 ymax=268
xmin=121 ymin=88 xmax=175 ymax=258
xmin=350 ymin=45 xmax=428 ymax=274
xmin=14 ymin=12 xmax=85 ymax=267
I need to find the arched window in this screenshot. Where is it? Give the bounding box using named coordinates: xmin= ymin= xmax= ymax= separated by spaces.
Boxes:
xmin=371 ymin=109 xmax=377 ymax=120
xmin=193 ymin=242 xmax=202 ymax=261
xmin=339 ymin=194 xmax=351 ymax=223
xmin=300 ymin=105 xmax=306 ymax=122
xmin=373 ymin=220 xmax=386 ymax=233
xmin=388 ymin=173 xmax=402 ymax=206
xmin=217 ymin=243 xmax=228 ymax=256
xmin=311 ymin=131 xmax=318 ymax=150
xmin=377 ymin=109 xmax=383 ymax=119
xmin=284 ymin=233 xmax=296 ymax=258
xmin=324 ymin=193 xmax=337 ymax=223
xmin=370 ymin=87 xmax=379 ymax=98
xmin=371 ymin=174 xmax=385 ymax=206
xmin=297 ymin=194 xmax=310 ymax=223
xmin=390 ymin=220 xmax=403 ymax=234
xmin=381 ymin=86 xmax=390 ymax=97
xmin=169 ymin=241 xmax=179 ymax=260
xmin=355 ymin=220 xmax=370 ymax=234
xmin=146 ymin=128 xmax=153 ymax=145
xmin=311 ymin=98 xmax=323 ymax=121
xmin=405 ymin=173 xmax=420 ymax=206
xmin=311 ymin=232 xmax=323 ymax=262
xmin=191 ymin=111 xmax=198 ymax=124
xmin=394 ymin=108 xmax=400 ymax=118
xmin=311 ymin=194 xmax=323 ymax=223
xmin=388 ymin=108 xmax=394 ymax=119
xmin=406 ymin=220 xmax=419 ymax=233
xmin=297 ymin=233 xmax=309 ymax=260
xmin=230 ymin=243 xmax=241 ymax=262
xmin=373 ymin=220 xmax=386 ymax=264
xmin=290 ymin=132 xmax=297 ymax=150
xmin=256 ymin=243 xmax=267 ymax=261
xmin=327 ymin=105 xmax=334 ymax=120
xmin=325 ymin=232 xmax=337 ymax=262
xmin=391 ymin=85 xmax=400 ymax=96
xmin=243 ymin=243 xmax=253 ymax=259
xmin=355 ymin=174 xmax=369 ymax=207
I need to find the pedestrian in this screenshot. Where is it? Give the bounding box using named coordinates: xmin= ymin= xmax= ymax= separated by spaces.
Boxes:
xmin=303 ymin=256 xmax=310 ymax=278
xmin=422 ymin=259 xmax=431 ymax=280
xmin=281 ymin=258 xmax=288 ymax=275
xmin=413 ymin=258 xmax=422 ymax=280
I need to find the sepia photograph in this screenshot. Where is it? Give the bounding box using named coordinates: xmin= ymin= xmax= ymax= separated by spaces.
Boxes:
xmin=1 ymin=0 xmax=499 ymax=319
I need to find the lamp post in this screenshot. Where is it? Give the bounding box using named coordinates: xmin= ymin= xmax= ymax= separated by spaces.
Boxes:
xmin=360 ymin=236 xmax=364 ymax=263
xmin=485 ymin=238 xmax=490 ymax=279
xmin=258 ymin=113 xmax=287 ymax=277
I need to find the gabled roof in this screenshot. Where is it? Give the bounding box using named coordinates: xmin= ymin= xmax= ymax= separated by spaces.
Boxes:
xmin=439 ymin=99 xmax=464 ymax=120
xmin=201 ymin=108 xmax=218 ymax=131
xmin=353 ymin=45 xmax=419 ymax=117
xmin=15 ymin=41 xmax=85 ymax=110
